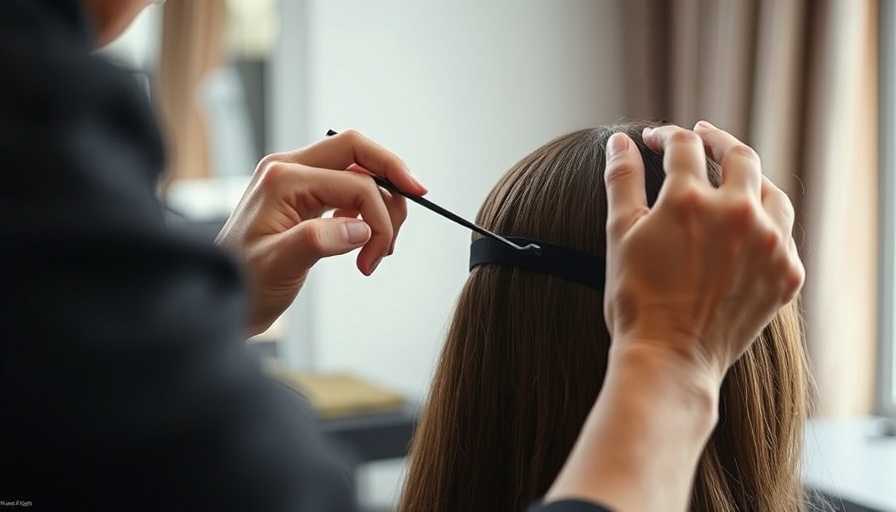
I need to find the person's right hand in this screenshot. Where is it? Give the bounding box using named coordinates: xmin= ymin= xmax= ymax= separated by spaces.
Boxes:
xmin=215 ymin=130 xmax=426 ymax=336
xmin=601 ymin=121 xmax=804 ymax=383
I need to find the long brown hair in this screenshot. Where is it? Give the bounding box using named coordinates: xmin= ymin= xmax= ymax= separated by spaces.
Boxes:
xmin=399 ymin=123 xmax=809 ymax=512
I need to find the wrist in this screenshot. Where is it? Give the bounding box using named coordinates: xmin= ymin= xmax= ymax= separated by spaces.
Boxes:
xmin=607 ymin=340 xmax=720 ymax=432
xmin=610 ymin=321 xmax=729 ymax=384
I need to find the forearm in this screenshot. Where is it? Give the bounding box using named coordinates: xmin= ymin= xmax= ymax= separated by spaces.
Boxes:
xmin=543 ymin=343 xmax=719 ymax=512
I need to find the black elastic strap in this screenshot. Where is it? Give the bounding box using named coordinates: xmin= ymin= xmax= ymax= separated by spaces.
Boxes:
xmin=470 ymin=237 xmax=605 ymax=291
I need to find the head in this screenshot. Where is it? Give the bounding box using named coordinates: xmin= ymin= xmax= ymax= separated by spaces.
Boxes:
xmin=400 ymin=122 xmax=809 ymax=512
xmin=80 ymin=0 xmax=155 ymax=47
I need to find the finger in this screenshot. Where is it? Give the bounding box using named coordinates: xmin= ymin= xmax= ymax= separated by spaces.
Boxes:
xmin=642 ymin=125 xmax=710 ymax=186
xmin=778 ymin=245 xmax=806 ymax=304
xmin=693 ymin=120 xmax=761 ymax=195
xmin=344 ymin=164 xmax=407 ymax=255
xmin=761 ymin=179 xmax=803 ymax=302
xmin=381 ymin=188 xmax=407 ymax=256
xmin=278 ymin=217 xmax=372 ymax=271
xmin=287 ymin=129 xmax=428 ymax=195
xmin=287 ymin=167 xmax=394 ymax=275
xmin=603 ymin=132 xmax=648 ymax=237
xmin=760 ymin=176 xmax=795 ymax=234
xmin=344 ymin=163 xmax=370 ymax=176
xmin=332 ymin=209 xmax=360 ymax=219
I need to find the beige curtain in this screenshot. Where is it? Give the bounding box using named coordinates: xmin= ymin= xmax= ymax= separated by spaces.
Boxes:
xmin=620 ymin=0 xmax=879 ymax=417
xmin=801 ymin=1 xmax=878 ymax=417
xmin=155 ymin=0 xmax=227 ymax=189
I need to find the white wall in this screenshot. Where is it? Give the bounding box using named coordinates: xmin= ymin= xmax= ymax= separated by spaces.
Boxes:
xmin=98 ymin=5 xmax=162 ymax=69
xmin=271 ymin=0 xmax=627 ymax=400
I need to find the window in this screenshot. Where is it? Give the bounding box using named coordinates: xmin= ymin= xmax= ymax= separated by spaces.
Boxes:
xmin=878 ymin=0 xmax=896 ymax=418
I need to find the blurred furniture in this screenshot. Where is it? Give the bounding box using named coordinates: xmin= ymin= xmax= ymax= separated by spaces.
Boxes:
xmin=273 ymin=371 xmax=417 ymax=467
xmin=804 ymin=417 xmax=896 ymax=512
xmin=318 ymin=404 xmax=417 ymax=466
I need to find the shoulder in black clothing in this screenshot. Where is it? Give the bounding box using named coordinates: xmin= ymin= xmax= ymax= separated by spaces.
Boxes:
xmin=0 ymin=1 xmax=355 ymax=511
xmin=530 ymin=500 xmax=614 ymax=512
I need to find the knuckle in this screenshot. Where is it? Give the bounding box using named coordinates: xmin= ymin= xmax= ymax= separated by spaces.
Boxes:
xmin=300 ymin=224 xmax=331 ymax=254
xmin=346 ymin=169 xmax=372 ymax=186
xmin=606 ymin=215 xmax=628 ymax=237
xmin=606 ymin=208 xmax=645 ymax=238
xmin=726 ymin=144 xmax=761 ymax=165
xmin=255 ymin=153 xmax=278 ymax=174
xmin=667 ymin=129 xmax=702 ymax=146
xmin=393 ymin=196 xmax=409 ymax=223
xmin=770 ymin=189 xmax=796 ymax=223
xmin=340 ymin=128 xmax=365 ymax=144
xmin=724 ymin=199 xmax=759 ymax=230
xmin=778 ymin=190 xmax=795 ymax=215
xmin=347 ymin=175 xmax=379 ymax=210
xmin=604 ymin=161 xmax=638 ymax=187
xmin=760 ymin=228 xmax=784 ymax=254
xmin=780 ymin=258 xmax=805 ymax=300
xmin=778 ymin=201 xmax=796 ymax=227
xmin=791 ymin=262 xmax=806 ymax=292
xmin=258 ymin=160 xmax=291 ymax=188
xmin=380 ymin=217 xmax=395 ymax=239
xmin=789 ymin=235 xmax=799 ymax=254
xmin=350 ymin=176 xmax=393 ymax=239
xmin=671 ymin=187 xmax=707 ymax=215
xmin=345 ymin=170 xmax=376 ymax=190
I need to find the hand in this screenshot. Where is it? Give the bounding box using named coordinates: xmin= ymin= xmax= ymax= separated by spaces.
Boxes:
xmin=601 ymin=121 xmax=804 ymax=383
xmin=215 ymin=130 xmax=427 ymax=336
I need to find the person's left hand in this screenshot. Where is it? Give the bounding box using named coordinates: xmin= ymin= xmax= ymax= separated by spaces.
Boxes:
xmin=215 ymin=130 xmax=427 ymax=337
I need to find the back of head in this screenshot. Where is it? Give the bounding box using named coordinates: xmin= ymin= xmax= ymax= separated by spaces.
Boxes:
xmin=399 ymin=123 xmax=808 ymax=512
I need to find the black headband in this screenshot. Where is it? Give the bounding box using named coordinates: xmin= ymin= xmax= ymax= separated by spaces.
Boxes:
xmin=469 ymin=236 xmax=605 ymax=290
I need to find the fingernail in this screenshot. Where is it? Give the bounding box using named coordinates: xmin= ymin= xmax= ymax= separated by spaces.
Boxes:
xmin=607 ymin=133 xmax=629 ymax=157
xmin=343 ymin=220 xmax=370 ymax=244
xmin=370 ymin=256 xmax=383 ymax=273
xmin=695 ymin=120 xmax=716 ymax=130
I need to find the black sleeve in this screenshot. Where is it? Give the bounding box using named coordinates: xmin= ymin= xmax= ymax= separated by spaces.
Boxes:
xmin=529 ymin=500 xmax=615 ymax=512
xmin=0 ymin=2 xmax=355 ymax=511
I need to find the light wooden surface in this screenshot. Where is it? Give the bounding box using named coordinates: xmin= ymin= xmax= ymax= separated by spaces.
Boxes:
xmin=272 ymin=371 xmax=406 ymax=419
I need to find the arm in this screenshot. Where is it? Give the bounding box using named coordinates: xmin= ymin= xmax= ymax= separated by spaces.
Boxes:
xmin=543 ymin=345 xmax=718 ymax=511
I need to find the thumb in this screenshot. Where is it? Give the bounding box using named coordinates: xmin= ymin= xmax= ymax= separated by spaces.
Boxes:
xmin=604 ymin=132 xmax=647 ymax=238
xmin=285 ymin=218 xmax=372 ymax=269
